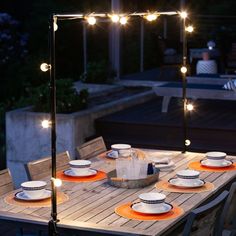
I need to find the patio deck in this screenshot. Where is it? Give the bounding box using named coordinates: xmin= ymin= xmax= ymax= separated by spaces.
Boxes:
xmin=95 ymin=97 xmax=236 ymax=154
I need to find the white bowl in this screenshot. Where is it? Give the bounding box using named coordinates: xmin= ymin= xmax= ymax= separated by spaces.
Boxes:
xmin=139 ymin=192 xmax=166 ymax=211
xmin=176 ymin=170 xmax=200 ymax=184
xmin=21 ymin=181 xmax=47 ymax=199
xmin=111 ymin=144 xmax=131 ymax=157
xmin=206 ymin=152 xmax=226 ymax=165
xmin=69 ymin=160 xmax=91 ymax=175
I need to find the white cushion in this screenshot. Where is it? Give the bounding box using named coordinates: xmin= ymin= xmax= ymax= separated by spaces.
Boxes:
xmin=223 ymin=79 xmax=236 ymax=91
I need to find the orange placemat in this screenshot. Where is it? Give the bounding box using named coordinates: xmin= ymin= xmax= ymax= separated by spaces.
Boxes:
xmin=188 ymin=161 xmax=236 ymax=172
xmin=4 ymin=191 xmax=68 ymax=208
xmin=155 ymin=180 xmax=215 ymax=193
xmin=56 ymin=170 xmax=107 ymax=182
xmin=115 ymin=202 xmax=184 ymax=221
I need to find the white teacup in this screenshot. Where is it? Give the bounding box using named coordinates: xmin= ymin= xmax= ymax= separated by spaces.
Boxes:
xmin=139 ymin=192 xmax=166 ymax=211
xmin=111 ymin=144 xmax=131 ymax=157
xmin=176 ymin=170 xmax=200 ymax=184
xmin=69 ymin=160 xmax=91 ymax=175
xmin=21 ymin=181 xmax=47 ymax=199
xmin=206 ymin=152 xmax=226 ymax=165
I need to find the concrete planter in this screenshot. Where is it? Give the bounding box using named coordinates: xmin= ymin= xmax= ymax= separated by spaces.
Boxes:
xmin=6 ymin=90 xmax=155 ymax=187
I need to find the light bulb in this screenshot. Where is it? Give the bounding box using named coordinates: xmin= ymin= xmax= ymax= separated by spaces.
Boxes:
xmin=52 ymin=178 xmax=62 ymax=187
xmin=185 ymin=139 xmax=191 ymax=146
xmin=54 ymin=22 xmax=58 ymax=31
xmin=41 ymin=119 xmax=51 ymax=129
xmin=180 ymin=66 xmax=187 ymax=74
xmin=87 ymin=16 xmax=96 ymax=25
xmin=186 ymin=25 xmax=194 ymax=33
xmin=111 ymin=14 xmax=120 ymax=23
xmin=120 ymin=16 xmax=128 ymax=25
xmin=180 ymin=11 xmax=188 ymax=19
xmin=40 ymin=63 xmax=51 ymax=72
xmin=186 ymin=103 xmax=194 ymax=111
xmin=145 ymin=14 xmax=158 ymax=22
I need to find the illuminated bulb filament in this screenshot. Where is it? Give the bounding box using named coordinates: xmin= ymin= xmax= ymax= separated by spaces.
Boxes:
xmin=146 ymin=14 xmax=158 ymax=22
xmin=185 ymin=139 xmax=191 ymax=146
xmin=87 ymin=16 xmax=96 ymax=25
xmin=40 ymin=63 xmax=51 ymax=72
xmin=120 ymin=16 xmax=128 ymax=25
xmin=186 ymin=25 xmax=194 ymax=33
xmin=180 ymin=11 xmax=188 ymax=19
xmin=54 ymin=22 xmax=58 ymax=31
xmin=41 ymin=120 xmax=51 ymax=129
xmin=181 ymin=66 xmax=187 ymax=74
xmin=186 ymin=103 xmax=194 ymax=111
xmin=111 ymin=14 xmax=120 ymax=23
xmin=52 ymin=178 xmax=62 ymax=187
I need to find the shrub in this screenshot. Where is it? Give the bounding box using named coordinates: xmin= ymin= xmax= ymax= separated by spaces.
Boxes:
xmin=31 ymin=79 xmax=89 ymax=113
xmin=80 ymin=60 xmax=116 ymax=84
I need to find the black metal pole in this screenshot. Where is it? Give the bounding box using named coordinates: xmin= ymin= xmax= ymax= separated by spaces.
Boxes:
xmin=182 ymin=16 xmax=187 ymax=153
xmin=49 ymin=14 xmax=59 ymax=236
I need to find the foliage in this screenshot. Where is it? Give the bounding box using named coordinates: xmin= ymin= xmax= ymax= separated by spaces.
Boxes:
xmin=80 ymin=61 xmax=116 ymax=84
xmin=30 ymin=79 xmax=89 ymax=113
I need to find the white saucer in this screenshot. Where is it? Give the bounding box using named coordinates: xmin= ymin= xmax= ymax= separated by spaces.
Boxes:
xmin=131 ymin=202 xmax=173 ymax=214
xmin=168 ymin=178 xmax=205 ymax=188
xmin=200 ymin=159 xmax=233 ymax=168
xmin=64 ymin=169 xmax=97 ymax=177
xmin=106 ymin=151 xmax=119 ymax=159
xmin=15 ymin=189 xmax=51 ymax=201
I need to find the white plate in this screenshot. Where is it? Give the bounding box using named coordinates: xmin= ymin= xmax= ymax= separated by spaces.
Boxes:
xmin=64 ymin=169 xmax=97 ymax=177
xmin=15 ymin=189 xmax=51 ymax=201
xmin=106 ymin=151 xmax=119 ymax=159
xmin=200 ymin=159 xmax=233 ymax=168
xmin=131 ymin=202 xmax=173 ymax=214
xmin=168 ymin=178 xmax=205 ymax=188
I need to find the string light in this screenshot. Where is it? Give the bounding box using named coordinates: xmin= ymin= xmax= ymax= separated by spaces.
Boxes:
xmin=180 ymin=11 xmax=188 ymax=19
xmin=54 ymin=22 xmax=58 ymax=31
xmin=186 ymin=25 xmax=194 ymax=33
xmin=145 ymin=13 xmax=159 ymax=22
xmin=119 ymin=16 xmax=128 ymax=25
xmin=51 ymin=178 xmax=62 ymax=187
xmin=87 ymin=16 xmax=96 ymax=25
xmin=186 ymin=103 xmax=194 ymax=111
xmin=180 ymin=66 xmax=187 ymax=74
xmin=40 ymin=63 xmax=51 ymax=72
xmin=41 ymin=119 xmax=51 ymax=129
xmin=110 ymin=14 xmax=120 ymax=23
xmin=185 ymin=139 xmax=191 ymax=146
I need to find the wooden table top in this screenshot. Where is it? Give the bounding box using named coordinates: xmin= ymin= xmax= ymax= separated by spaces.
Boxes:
xmin=0 ymin=149 xmax=236 ymax=236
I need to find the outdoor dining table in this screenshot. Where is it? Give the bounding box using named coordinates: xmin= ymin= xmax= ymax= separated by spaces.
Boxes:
xmin=0 ymin=149 xmax=236 ymax=236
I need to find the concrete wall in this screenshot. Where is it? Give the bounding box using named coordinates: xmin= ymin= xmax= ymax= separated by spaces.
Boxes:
xmin=6 ymin=90 xmax=155 ymax=187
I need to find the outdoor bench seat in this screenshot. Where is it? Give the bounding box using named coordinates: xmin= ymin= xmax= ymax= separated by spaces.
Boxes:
xmin=153 ymin=80 xmax=236 ymax=112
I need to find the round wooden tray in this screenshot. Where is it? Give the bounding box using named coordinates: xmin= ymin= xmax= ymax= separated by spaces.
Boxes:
xmin=107 ymin=170 xmax=159 ymax=189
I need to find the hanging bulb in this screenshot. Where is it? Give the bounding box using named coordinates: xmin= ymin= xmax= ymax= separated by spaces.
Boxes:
xmin=180 ymin=66 xmax=187 ymax=74
xmin=185 ymin=139 xmax=191 ymax=146
xmin=41 ymin=119 xmax=51 ymax=129
xmin=87 ymin=16 xmax=96 ymax=25
xmin=119 ymin=16 xmax=128 ymax=25
xmin=40 ymin=63 xmax=51 ymax=72
xmin=110 ymin=14 xmax=120 ymax=23
xmin=51 ymin=178 xmax=62 ymax=187
xmin=186 ymin=25 xmax=194 ymax=33
xmin=180 ymin=11 xmax=188 ymax=19
xmin=186 ymin=103 xmax=194 ymax=111
xmin=53 ymin=22 xmax=58 ymax=31
xmin=145 ymin=13 xmax=158 ymax=22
